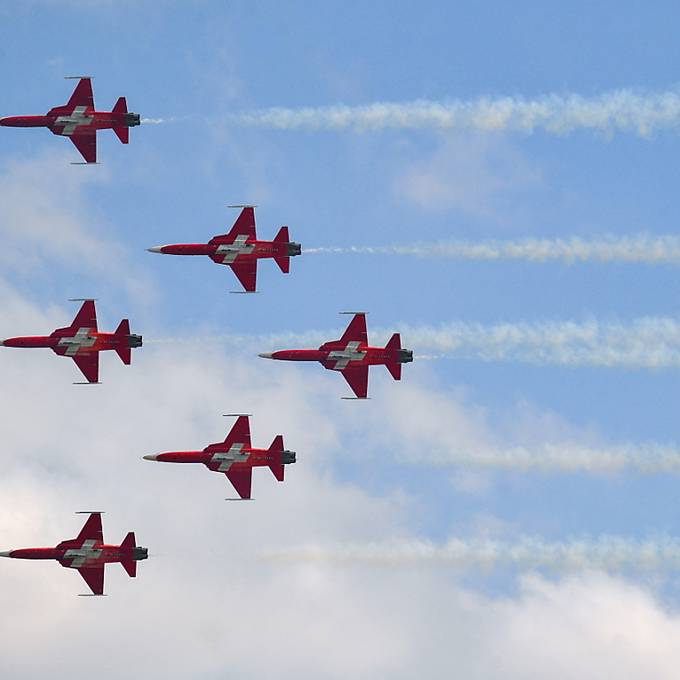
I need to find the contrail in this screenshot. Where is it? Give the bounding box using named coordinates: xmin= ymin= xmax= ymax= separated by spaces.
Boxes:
xmin=234 ymin=89 xmax=680 ymax=136
xmin=146 ymin=317 xmax=680 ymax=369
xmin=262 ymin=536 xmax=680 ymax=572
xmin=306 ymin=234 xmax=680 ymax=264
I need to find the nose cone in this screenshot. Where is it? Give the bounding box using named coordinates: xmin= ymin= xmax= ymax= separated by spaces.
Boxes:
xmin=146 ymin=246 xmax=164 ymax=254
xmin=0 ymin=118 xmax=7 ymax=127
xmin=143 ymin=454 xmax=159 ymax=461
xmin=258 ymin=352 xmax=274 ymax=359
xmin=0 ymin=550 xmax=12 ymax=557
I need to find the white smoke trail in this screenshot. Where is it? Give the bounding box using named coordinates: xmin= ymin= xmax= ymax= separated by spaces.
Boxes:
xmin=306 ymin=234 xmax=680 ymax=264
xmin=146 ymin=317 xmax=680 ymax=369
xmin=262 ymin=536 xmax=680 ymax=572
xmin=234 ymin=89 xmax=680 ymax=136
xmin=398 ymin=317 xmax=680 ymax=369
xmin=141 ymin=118 xmax=175 ymax=124
xmin=400 ymin=441 xmax=680 ymax=474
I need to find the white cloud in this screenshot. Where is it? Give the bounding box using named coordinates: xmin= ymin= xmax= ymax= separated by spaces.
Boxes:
xmin=0 ymin=152 xmax=154 ymax=301
xmin=3 ymin=279 xmax=680 ymax=678
xmin=394 ymin=134 xmax=541 ymax=216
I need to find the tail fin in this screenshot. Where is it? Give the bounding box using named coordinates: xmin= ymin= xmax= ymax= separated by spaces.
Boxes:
xmin=112 ymin=97 xmax=129 ymax=144
xmin=120 ymin=532 xmax=137 ymax=577
xmin=268 ymin=435 xmax=285 ymax=481
xmin=114 ymin=319 xmax=132 ymax=365
xmin=273 ymin=227 xmax=290 ymax=273
xmin=385 ymin=333 xmax=402 ymax=380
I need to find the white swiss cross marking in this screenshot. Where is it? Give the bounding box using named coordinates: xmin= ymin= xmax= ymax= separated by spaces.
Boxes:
xmin=327 ymin=341 xmax=367 ymax=370
xmin=58 ymin=328 xmax=96 ymax=356
xmin=215 ymin=235 xmax=256 ymax=264
xmin=211 ymin=443 xmax=250 ymax=471
xmin=55 ymin=106 xmax=94 ymax=136
xmin=64 ymin=539 xmax=103 ymax=567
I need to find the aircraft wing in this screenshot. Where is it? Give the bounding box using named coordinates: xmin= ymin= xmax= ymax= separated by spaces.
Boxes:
xmin=75 ymin=512 xmax=103 ymax=543
xmin=225 ymin=468 xmax=253 ymax=499
xmin=72 ymin=353 xmax=99 ymax=383
xmin=69 ymin=130 xmax=97 ymax=164
xmin=341 ymin=365 xmax=369 ymax=399
xmin=66 ymin=78 xmax=94 ymax=110
xmin=77 ymin=565 xmax=105 ymax=595
xmin=229 ymin=259 xmax=257 ymax=292
xmin=224 ymin=415 xmax=251 ymax=449
xmin=338 ymin=313 xmax=368 ymax=345
xmin=71 ymin=300 xmax=98 ymax=331
xmin=209 ymin=207 xmax=257 ymax=245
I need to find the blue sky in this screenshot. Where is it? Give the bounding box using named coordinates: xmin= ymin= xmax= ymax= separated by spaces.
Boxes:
xmin=3 ymin=2 xmax=680 ymax=677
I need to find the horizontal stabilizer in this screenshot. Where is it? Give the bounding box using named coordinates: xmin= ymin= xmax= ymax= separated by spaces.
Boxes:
xmin=121 ymin=559 xmax=136 ymax=578
xmin=273 ymin=228 xmax=291 ymax=273
xmin=268 ymin=435 xmax=285 ymax=481
xmin=120 ymin=532 xmax=137 ymax=577
xmin=113 ymin=126 xmax=129 ymax=144
xmin=385 ymin=362 xmax=401 ymax=380
xmin=385 ymin=333 xmax=401 ymax=351
xmin=114 ymin=319 xmax=132 ymax=364
xmin=273 ymin=226 xmax=289 ymax=243
xmin=274 ymin=255 xmax=290 ymax=273
xmin=112 ymin=96 xmax=128 ymax=114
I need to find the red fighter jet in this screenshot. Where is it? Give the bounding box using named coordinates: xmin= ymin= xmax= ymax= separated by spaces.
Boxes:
xmin=0 ymin=512 xmax=148 ymax=596
xmin=259 ymin=312 xmax=413 ymax=399
xmin=143 ymin=415 xmax=296 ymax=500
xmin=147 ymin=206 xmax=302 ymax=292
xmin=0 ymin=76 xmax=140 ymax=164
xmin=1 ymin=299 xmax=142 ymax=384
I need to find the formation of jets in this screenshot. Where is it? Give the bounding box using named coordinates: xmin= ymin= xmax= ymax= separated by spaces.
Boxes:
xmin=1 ymin=78 xmax=414 ymax=595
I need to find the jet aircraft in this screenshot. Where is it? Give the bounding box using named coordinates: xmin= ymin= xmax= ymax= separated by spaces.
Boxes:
xmin=0 ymin=77 xmax=140 ymax=163
xmin=143 ymin=415 xmax=296 ymax=499
xmin=147 ymin=206 xmax=302 ymax=292
xmin=259 ymin=312 xmax=413 ymax=399
xmin=1 ymin=299 xmax=142 ymax=384
xmin=0 ymin=512 xmax=148 ymax=596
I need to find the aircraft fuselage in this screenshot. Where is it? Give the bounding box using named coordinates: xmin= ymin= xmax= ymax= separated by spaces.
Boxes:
xmin=0 ymin=109 xmax=140 ymax=136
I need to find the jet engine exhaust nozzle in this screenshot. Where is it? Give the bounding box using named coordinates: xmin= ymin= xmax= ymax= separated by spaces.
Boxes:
xmin=133 ymin=546 xmax=149 ymax=561
xmin=399 ymin=349 xmax=414 ymax=363
xmin=281 ymin=450 xmax=296 ymax=464
xmin=125 ymin=112 xmax=141 ymax=127
xmin=287 ymin=242 xmax=302 ymax=257
xmin=127 ymin=334 xmax=143 ymax=348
